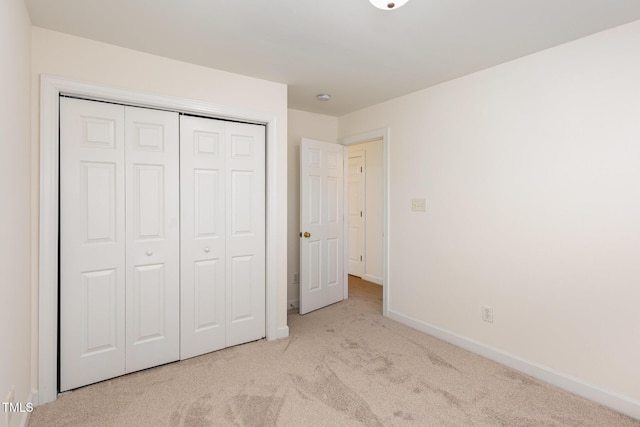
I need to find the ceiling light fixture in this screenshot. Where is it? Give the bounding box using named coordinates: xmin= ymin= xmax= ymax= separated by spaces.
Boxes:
xmin=316 ymin=93 xmax=331 ymax=102
xmin=369 ymin=0 xmax=409 ymax=10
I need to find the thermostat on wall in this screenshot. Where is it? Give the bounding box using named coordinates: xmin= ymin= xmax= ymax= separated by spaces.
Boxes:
xmin=411 ymin=198 xmax=426 ymax=212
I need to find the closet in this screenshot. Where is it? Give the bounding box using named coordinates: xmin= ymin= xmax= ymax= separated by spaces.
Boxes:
xmin=59 ymin=97 xmax=265 ymax=392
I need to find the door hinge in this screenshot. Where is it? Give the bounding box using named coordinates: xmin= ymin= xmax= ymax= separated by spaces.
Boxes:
xmin=360 ymin=255 xmax=363 ymax=261
xmin=360 ymin=166 xmax=363 ymax=173
xmin=360 ymin=211 xmax=363 ymax=217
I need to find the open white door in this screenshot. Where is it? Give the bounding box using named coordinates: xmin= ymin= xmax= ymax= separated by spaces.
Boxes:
xmin=347 ymin=151 xmax=364 ymax=277
xmin=299 ymin=138 xmax=345 ymax=314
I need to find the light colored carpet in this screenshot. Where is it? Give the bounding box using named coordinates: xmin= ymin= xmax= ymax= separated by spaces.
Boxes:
xmin=30 ymin=277 xmax=638 ymax=426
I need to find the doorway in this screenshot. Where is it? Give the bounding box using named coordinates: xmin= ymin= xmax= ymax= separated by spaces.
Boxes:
xmin=347 ymin=139 xmax=384 ymax=286
xmin=297 ymin=131 xmax=389 ymax=316
xmin=341 ymin=129 xmax=389 ymax=316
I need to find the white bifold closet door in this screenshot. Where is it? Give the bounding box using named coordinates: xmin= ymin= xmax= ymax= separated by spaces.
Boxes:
xmin=59 ymin=97 xmax=180 ymax=391
xmin=180 ymin=115 xmax=266 ymax=360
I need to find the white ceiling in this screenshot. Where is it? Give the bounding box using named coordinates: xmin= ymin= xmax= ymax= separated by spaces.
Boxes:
xmin=25 ymin=0 xmax=640 ymax=116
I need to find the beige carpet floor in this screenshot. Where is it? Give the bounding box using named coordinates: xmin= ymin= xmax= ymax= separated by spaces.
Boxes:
xmin=30 ymin=277 xmax=639 ymax=426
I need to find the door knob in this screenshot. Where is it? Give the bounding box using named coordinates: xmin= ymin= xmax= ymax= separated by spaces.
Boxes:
xmin=303 ymin=232 xmax=311 ymax=238
xmin=146 ymin=250 xmax=153 ymax=256
xmin=204 ymin=247 xmax=210 ymax=253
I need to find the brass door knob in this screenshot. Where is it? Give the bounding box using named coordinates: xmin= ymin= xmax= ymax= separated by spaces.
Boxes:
xmin=303 ymin=232 xmax=311 ymax=238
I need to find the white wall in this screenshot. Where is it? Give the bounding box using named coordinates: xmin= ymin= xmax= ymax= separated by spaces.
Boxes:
xmin=339 ymin=20 xmax=640 ymax=409
xmin=30 ymin=27 xmax=289 ymax=388
xmin=0 ymin=0 xmax=32 ymax=425
xmin=287 ymin=109 xmax=338 ymax=307
xmin=348 ymin=140 xmax=384 ymax=284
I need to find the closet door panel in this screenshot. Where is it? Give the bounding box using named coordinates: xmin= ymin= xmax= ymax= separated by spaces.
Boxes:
xmin=132 ymin=263 xmax=165 ymax=342
xmin=125 ymin=106 xmax=180 ymax=373
xmin=193 ymin=258 xmax=224 ymax=329
xmin=226 ymin=122 xmax=266 ymax=347
xmin=59 ymin=97 xmax=126 ymax=392
xmin=180 ymin=116 xmax=227 ymax=359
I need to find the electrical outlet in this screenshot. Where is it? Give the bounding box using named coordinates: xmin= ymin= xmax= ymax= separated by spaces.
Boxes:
xmin=293 ymin=272 xmax=299 ymax=284
xmin=482 ymin=306 xmax=494 ymax=323
xmin=5 ymin=387 xmax=14 ymax=404
xmin=5 ymin=386 xmax=15 ymax=426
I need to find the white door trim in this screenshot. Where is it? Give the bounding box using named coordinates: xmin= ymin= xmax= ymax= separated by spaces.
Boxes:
xmin=340 ymin=129 xmax=390 ymax=317
xmin=38 ymin=75 xmax=280 ymax=404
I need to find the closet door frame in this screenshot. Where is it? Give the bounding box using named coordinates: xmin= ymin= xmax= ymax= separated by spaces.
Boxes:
xmin=38 ymin=75 xmax=281 ymax=405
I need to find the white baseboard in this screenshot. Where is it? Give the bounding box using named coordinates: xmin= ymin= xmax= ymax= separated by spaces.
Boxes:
xmin=277 ymin=326 xmax=290 ymax=339
xmin=287 ymin=299 xmax=299 ymax=310
xmin=363 ymin=274 xmax=383 ymax=286
xmin=387 ymin=309 xmax=640 ymax=420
